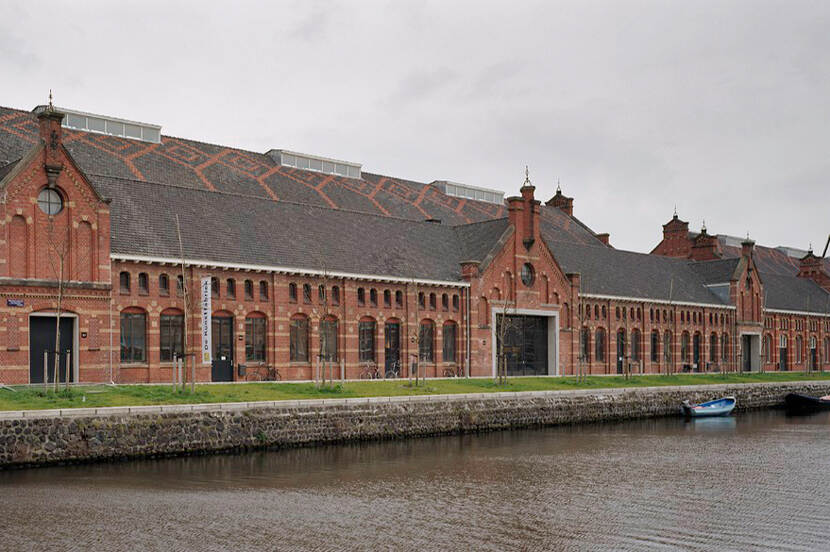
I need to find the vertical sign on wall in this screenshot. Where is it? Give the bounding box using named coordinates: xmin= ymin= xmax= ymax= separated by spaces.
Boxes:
xmin=201 ymin=277 xmax=212 ymax=364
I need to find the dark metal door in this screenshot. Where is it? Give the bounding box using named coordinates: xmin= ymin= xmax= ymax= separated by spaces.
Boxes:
xmin=499 ymin=315 xmax=548 ymax=376
xmin=742 ymin=336 xmax=752 ymax=372
xmin=29 ymin=316 xmax=74 ymax=384
xmin=616 ymin=331 xmax=625 ymax=374
xmin=384 ymin=322 xmax=400 ymax=372
xmin=779 ymin=347 xmax=788 ymax=371
xmin=211 ymin=316 xmax=234 ymax=382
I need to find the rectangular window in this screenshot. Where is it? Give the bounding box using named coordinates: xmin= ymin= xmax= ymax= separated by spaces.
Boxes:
xmin=358 ymin=321 xmax=376 ymax=362
xmin=160 ymin=314 xmax=184 ymax=362
xmin=245 ymin=317 xmax=266 ymax=361
xmin=419 ymin=323 xmax=434 ymax=362
xmin=442 ymin=323 xmax=456 ymax=363
xmin=289 ymin=318 xmax=308 ymax=362
xmin=120 ymin=312 xmax=146 ymax=362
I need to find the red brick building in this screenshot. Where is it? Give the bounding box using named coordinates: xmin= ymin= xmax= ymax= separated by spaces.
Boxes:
xmin=0 ymin=102 xmax=827 ymax=384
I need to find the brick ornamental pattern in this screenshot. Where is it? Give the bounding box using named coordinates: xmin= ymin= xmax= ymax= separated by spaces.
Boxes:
xmin=2 ymin=380 xmax=830 ymax=469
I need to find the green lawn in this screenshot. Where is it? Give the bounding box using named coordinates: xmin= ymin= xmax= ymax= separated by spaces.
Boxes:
xmin=2 ymin=372 xmax=830 ymax=411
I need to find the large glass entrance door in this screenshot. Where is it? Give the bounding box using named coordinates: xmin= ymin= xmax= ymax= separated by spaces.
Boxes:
xmin=497 ymin=315 xmax=548 ymax=376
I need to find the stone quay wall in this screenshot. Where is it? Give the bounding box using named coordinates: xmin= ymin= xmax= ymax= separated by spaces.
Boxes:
xmin=2 ymin=380 xmax=830 ymax=469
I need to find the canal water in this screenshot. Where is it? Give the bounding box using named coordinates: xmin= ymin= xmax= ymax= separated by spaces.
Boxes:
xmin=2 ymin=410 xmax=829 ymax=551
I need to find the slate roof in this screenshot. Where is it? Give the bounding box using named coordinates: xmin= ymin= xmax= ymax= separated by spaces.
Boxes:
xmin=543 ymin=238 xmax=728 ymax=305
xmin=762 ymin=272 xmax=830 ymax=314
xmin=94 ymin=176 xmax=466 ymax=281
xmin=453 ymin=218 xmax=510 ymax=263
xmin=688 ymin=258 xmax=740 ymax=284
xmin=717 ymin=239 xmax=830 ymax=276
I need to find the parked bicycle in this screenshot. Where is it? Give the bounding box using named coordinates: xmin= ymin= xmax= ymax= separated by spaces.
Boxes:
xmin=359 ymin=360 xmax=381 ymax=379
xmin=442 ymin=365 xmax=462 ymax=378
xmin=384 ymin=360 xmax=400 ymax=379
xmin=250 ymin=365 xmax=281 ymax=382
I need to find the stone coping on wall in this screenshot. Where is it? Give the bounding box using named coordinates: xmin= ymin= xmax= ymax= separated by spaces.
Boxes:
xmin=2 ymin=379 xmax=827 ymax=421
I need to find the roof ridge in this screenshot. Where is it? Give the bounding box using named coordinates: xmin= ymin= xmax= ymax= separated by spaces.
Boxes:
xmin=88 ymin=172 xmax=461 ymax=227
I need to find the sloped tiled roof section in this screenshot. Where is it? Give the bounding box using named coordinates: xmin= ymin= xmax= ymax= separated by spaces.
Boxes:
xmin=0 ymin=105 xmax=504 ymax=225
xmin=94 ymin=176 xmax=465 ymax=282
xmin=453 ymin=218 xmax=510 ymax=264
xmin=688 ymin=258 xmax=740 ymax=284
xmin=544 ymin=237 xmax=728 ymax=305
xmin=762 ymin=272 xmax=830 ymax=314
xmin=716 ymin=237 xmax=830 ymax=276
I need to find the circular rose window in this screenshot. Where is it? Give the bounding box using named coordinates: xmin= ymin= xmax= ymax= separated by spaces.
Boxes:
xmin=37 ymin=188 xmax=63 ymax=215
xmin=521 ymin=263 xmax=535 ymax=287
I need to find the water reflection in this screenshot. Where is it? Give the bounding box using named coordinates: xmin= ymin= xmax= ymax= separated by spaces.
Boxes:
xmin=1 ymin=410 xmax=829 ymax=551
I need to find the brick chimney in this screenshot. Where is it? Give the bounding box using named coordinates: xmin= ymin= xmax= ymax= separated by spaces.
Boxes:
xmin=741 ymin=238 xmax=755 ymax=258
xmin=546 ymin=184 xmax=573 ymax=216
xmin=36 ymin=101 xmax=65 ymax=186
xmin=508 ymin=167 xmax=540 ymax=251
xmin=797 ymin=248 xmax=830 ymax=291
xmin=689 ymin=224 xmax=721 ymax=261
xmin=596 ymin=233 xmax=610 ymax=246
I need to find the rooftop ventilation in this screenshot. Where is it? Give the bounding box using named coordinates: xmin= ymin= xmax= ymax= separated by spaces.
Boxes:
xmin=33 ymin=105 xmax=161 ymax=144
xmin=432 ymin=180 xmax=504 ymax=205
xmin=267 ymin=149 xmax=361 ymax=179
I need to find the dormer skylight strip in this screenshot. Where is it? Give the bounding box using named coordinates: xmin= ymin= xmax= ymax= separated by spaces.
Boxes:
xmin=53 ymin=107 xmax=161 ymax=144
xmin=433 ymin=180 xmax=504 ymax=205
xmin=270 ymin=149 xmax=361 ymax=179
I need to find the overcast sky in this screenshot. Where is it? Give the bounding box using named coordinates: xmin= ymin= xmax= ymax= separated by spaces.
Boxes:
xmin=3 ymin=0 xmax=829 ymax=253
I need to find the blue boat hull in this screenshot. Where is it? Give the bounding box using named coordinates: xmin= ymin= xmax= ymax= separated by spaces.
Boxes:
xmin=682 ymin=396 xmax=736 ymax=417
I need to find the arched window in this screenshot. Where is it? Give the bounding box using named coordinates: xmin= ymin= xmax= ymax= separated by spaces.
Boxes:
xmin=595 ymin=328 xmax=606 ymax=362
xmin=709 ymin=333 xmax=718 ymax=363
xmin=443 ymin=321 xmax=457 ymax=363
xmin=176 ymin=275 xmax=184 ymax=297
xmin=395 ymin=290 xmax=403 ymax=307
xmin=651 ymin=330 xmax=659 ymax=362
xmin=419 ymin=320 xmax=435 ymax=362
xmin=656 ymin=309 xmax=660 ymax=322
xmin=479 ymin=297 xmax=489 ymax=327
xmin=429 ymin=293 xmax=437 ymax=310
xmin=320 ymin=316 xmax=338 ymax=362
xmin=259 ymin=281 xmax=268 ymax=301
xmin=244 ymin=279 xmax=253 ymax=301
xmin=302 ymin=283 xmax=311 ymax=303
xmin=211 ymin=277 xmax=220 ymax=299
xmin=650 ymin=308 xmax=654 ymax=322
xmin=318 ymin=285 xmax=327 ymax=304
xmin=602 ymin=306 xmax=607 ymax=319
xmin=384 ymin=289 xmax=391 ymax=307
xmin=332 ymin=286 xmax=340 ymax=305
xmin=289 ymin=315 xmax=309 ymax=362
xmin=721 ymin=333 xmax=729 ymax=362
xmin=138 ymin=273 xmax=149 ymax=295
xmin=418 ymin=292 xmax=426 ymax=309
xmin=120 ymin=308 xmax=146 ymax=362
xmin=288 ymin=282 xmax=297 ymax=303
xmin=615 ymin=307 xmax=620 ymax=320
xmin=780 ymin=334 xmax=788 ymax=348
xmin=631 ymin=329 xmax=641 ymax=362
xmin=370 ymin=288 xmax=377 ymax=307
xmin=119 ymin=271 xmax=131 ymax=294
xmin=681 ymin=332 xmax=690 ymax=362
xmin=664 ymin=330 xmax=672 ymax=362
xmin=594 ymin=305 xmax=599 ymax=318
xmin=159 ymin=274 xmax=170 ymax=296
xmin=580 ymin=327 xmax=591 ymax=362
xmin=825 ymin=337 xmax=830 ymax=365
xmin=357 ymin=287 xmax=366 ymax=306
xmin=796 ymin=335 xmax=803 ymax=364
xmin=226 ymin=278 xmax=236 ymax=299
xmin=245 ymin=313 xmax=267 ymax=361
xmin=160 ymin=308 xmax=184 ymax=362
xmin=452 ymin=294 xmax=460 ymax=312
xmin=358 ymin=317 xmax=376 ymax=362
xmin=441 ymin=293 xmax=449 ymax=311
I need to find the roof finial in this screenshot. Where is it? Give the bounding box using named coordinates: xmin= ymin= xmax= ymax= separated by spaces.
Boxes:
xmin=746 ymin=231 xmax=750 ymax=241
xmin=701 ymin=219 xmax=707 ymax=233
xmin=673 ymin=204 xmax=677 ymax=218
xmin=523 ymin=165 xmax=531 ymax=186
xmin=809 ymin=242 xmax=813 ymax=253
xmin=556 ymin=178 xmax=561 ymax=194
xmin=47 ymin=89 xmax=54 ymax=111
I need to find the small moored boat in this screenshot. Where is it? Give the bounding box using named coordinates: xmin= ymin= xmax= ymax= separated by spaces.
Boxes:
xmin=784 ymin=393 xmax=830 ymax=414
xmin=681 ymin=396 xmax=736 ymax=418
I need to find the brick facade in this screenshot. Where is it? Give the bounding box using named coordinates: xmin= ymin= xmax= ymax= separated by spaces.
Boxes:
xmin=1 ymin=105 xmax=828 ymax=384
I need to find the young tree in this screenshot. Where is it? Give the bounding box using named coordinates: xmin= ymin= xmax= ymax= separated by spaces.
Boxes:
xmin=44 ymin=213 xmax=70 ymax=391
xmin=494 ymin=292 xmax=520 ymax=386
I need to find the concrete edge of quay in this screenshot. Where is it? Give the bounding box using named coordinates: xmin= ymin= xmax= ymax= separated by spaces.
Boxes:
xmin=2 ymin=380 xmax=829 ymax=470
